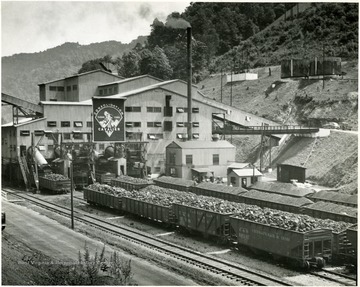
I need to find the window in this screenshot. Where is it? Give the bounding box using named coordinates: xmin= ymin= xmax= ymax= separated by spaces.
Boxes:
xmin=125 ymin=106 xmax=141 ymax=112
xmin=177 ymin=107 xmax=188 ymax=113
xmin=73 ymin=133 xmax=83 ymax=140
xmin=213 ymin=154 xmax=219 ymax=165
xmin=63 ymin=133 xmax=71 ymax=140
xmin=34 ymin=130 xmax=44 ymax=136
xmin=20 ymin=130 xmax=30 ymax=136
xmin=164 ymin=121 xmax=173 ymax=131
xmin=99 ymin=144 xmax=105 ymax=150
xmin=192 ymin=107 xmax=199 ymax=113
xmin=147 ymin=122 xmax=161 ymax=128
xmin=147 ymin=107 xmax=162 ymax=113
xmin=47 ymin=121 xmax=57 ymax=127
xmin=114 ymin=86 xmax=118 ymax=94
xmin=73 ymin=85 xmax=78 ymax=90
xmin=177 ymin=122 xmax=186 ymax=127
xmin=192 ymin=122 xmax=199 ymax=127
xmin=193 ymin=133 xmax=200 ymax=139
xmin=74 ymin=121 xmax=83 ymax=127
xmin=164 ymin=107 xmax=173 ymax=117
xmin=61 ymin=121 xmax=70 ymax=127
xmin=147 ymin=133 xmax=163 ymax=140
xmin=109 ymin=87 xmax=113 ymax=94
xmin=87 ymin=121 xmax=92 ymax=128
xmin=126 ymin=122 xmax=133 ymax=127
xmin=134 ymin=122 xmax=141 ymax=127
xmin=49 ymin=86 xmax=57 ymax=91
xmin=99 ymin=90 xmax=103 ymax=96
xmin=186 ymin=155 xmax=193 ymax=165
xmin=154 ymin=167 xmax=161 ymax=173
xmin=169 ymin=153 xmax=176 ymax=165
xmin=67 ymin=86 xmax=71 ymax=92
xmin=104 ymin=88 xmax=108 ymax=95
xmin=47 ymin=145 xmax=54 ymax=151
xmin=57 ymin=86 xmax=64 ymax=92
xmin=177 ymin=133 xmax=186 ymax=139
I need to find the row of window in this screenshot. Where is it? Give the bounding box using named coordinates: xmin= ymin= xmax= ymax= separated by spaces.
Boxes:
xmin=49 ymin=85 xmax=77 ymax=92
xmin=99 ymin=86 xmax=119 ymax=96
xmin=125 ymin=122 xmax=200 ymax=128
xmin=169 ymin=154 xmax=219 ymax=165
xmin=124 ymin=106 xmax=200 ymax=113
xmin=147 ymin=133 xmax=200 ymax=140
xmin=47 ymin=121 xmax=92 ymax=128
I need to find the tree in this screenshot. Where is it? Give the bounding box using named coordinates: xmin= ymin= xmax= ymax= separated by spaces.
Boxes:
xmin=118 ymin=51 xmax=141 ymax=78
xmin=139 ymin=46 xmax=173 ymax=80
xmin=78 ymin=55 xmax=113 ymax=74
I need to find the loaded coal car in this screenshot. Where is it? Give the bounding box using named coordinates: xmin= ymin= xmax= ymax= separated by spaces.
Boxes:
xmin=153 ymin=176 xmax=194 ymax=192
xmin=172 ymin=196 xmax=257 ymax=239
xmin=229 ymin=214 xmax=333 ymax=269
xmin=190 ymin=182 xmax=247 ymax=202
xmin=120 ymin=185 xmax=191 ymax=224
xmin=38 ymin=173 xmax=71 ymax=194
xmin=301 ymin=201 xmax=357 ymax=223
xmin=111 ymin=175 xmax=153 ymax=191
xmin=239 ymin=189 xmax=314 ymax=214
xmin=332 ymin=224 xmax=357 ymax=266
xmin=83 ymin=183 xmax=131 ymax=210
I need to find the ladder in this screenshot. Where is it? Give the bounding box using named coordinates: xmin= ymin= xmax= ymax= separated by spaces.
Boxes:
xmin=18 ymin=156 xmax=31 ymax=190
xmin=303 ymin=242 xmax=310 ymax=258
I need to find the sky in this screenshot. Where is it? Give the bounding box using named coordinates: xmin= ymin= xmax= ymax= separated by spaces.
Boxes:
xmin=1 ymin=1 xmax=191 ymax=57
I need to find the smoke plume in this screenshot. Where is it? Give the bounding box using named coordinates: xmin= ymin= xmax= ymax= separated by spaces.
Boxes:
xmin=165 ymin=17 xmax=191 ymax=29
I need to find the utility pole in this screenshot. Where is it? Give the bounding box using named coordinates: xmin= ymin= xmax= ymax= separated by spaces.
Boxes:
xmin=220 ymin=69 xmax=223 ymax=103
xmin=322 ymin=43 xmax=325 ymax=90
xmin=230 ymin=63 xmax=233 ymax=106
xmin=70 ymin=162 xmax=74 ymax=230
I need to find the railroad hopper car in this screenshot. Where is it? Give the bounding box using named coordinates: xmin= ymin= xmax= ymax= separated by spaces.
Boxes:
xmin=301 ymin=201 xmax=357 ymax=224
xmin=229 ymin=216 xmax=332 ymax=268
xmin=332 ymin=225 xmax=357 ymax=265
xmin=153 ymin=176 xmax=194 ymax=192
xmin=121 ymin=196 xmax=174 ymax=224
xmin=111 ymin=177 xmax=153 ymax=191
xmin=83 ymin=188 xmax=122 ymax=210
xmin=38 ymin=176 xmax=71 ymax=194
xmin=172 ymin=203 xmax=232 ymax=238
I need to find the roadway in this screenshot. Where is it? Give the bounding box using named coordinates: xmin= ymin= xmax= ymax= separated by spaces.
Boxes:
xmin=1 ymin=199 xmax=198 ymax=286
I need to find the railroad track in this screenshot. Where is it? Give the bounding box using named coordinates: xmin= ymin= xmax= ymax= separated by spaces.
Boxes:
xmin=4 ymin=188 xmax=292 ymax=286
xmin=310 ymin=269 xmax=357 ymax=286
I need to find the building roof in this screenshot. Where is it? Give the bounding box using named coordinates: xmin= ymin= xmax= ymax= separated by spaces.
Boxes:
xmin=40 ymin=100 xmax=92 ymax=106
xmin=195 ymin=182 xmax=247 ymax=194
xmin=167 ymin=140 xmax=235 ymax=149
xmin=308 ymin=190 xmax=357 ymax=206
xmin=250 ymin=181 xmax=315 ymax=197
xmin=38 ymin=69 xmax=123 ymax=85
xmin=228 ymin=163 xmax=251 ymax=169
xmin=98 ymin=74 xmax=163 ymax=87
xmin=192 ymin=167 xmax=214 ymax=174
xmin=278 ymin=163 xmax=307 ymax=169
xmin=245 ymin=189 xmax=313 ymax=207
xmin=153 ymin=176 xmax=194 ymax=187
xmin=303 ymin=201 xmax=357 ymax=219
xmin=231 ymin=168 xmax=262 ymax=177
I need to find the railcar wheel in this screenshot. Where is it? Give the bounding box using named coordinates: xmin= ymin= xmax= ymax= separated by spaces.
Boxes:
xmin=316 ymin=257 xmax=325 ymax=269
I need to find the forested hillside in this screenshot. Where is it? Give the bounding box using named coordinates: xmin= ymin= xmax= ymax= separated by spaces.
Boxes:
xmin=1 ymin=37 xmax=146 ymax=103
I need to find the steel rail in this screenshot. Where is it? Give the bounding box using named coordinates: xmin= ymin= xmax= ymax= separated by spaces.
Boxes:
xmin=5 ymin=188 xmax=292 ymax=286
xmin=309 ymin=269 xmax=357 ymax=286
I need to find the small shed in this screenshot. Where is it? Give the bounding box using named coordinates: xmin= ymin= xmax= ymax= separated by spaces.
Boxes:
xmin=277 ymin=164 xmax=306 ymax=183
xmin=228 ymin=168 xmax=262 ymax=188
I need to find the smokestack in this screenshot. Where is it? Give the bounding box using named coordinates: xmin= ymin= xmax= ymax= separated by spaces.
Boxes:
xmin=187 ymin=26 xmax=192 ymax=140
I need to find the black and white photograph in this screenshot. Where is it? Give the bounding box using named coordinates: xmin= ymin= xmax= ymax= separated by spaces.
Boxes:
xmin=1 ymin=1 xmax=358 ymax=285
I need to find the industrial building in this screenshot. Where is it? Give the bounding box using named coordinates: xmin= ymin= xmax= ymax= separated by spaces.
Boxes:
xmin=2 ymin=68 xmax=280 ymax=182
xmin=165 ymin=140 xmax=236 ymax=180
